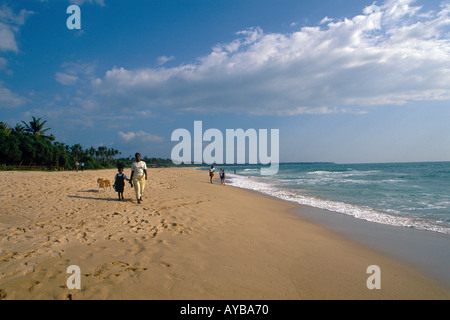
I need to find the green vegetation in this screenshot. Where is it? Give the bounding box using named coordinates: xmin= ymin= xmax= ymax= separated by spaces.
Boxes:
xmin=0 ymin=117 xmax=176 ymax=171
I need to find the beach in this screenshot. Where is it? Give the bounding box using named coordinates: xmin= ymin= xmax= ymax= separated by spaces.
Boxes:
xmin=0 ymin=168 xmax=449 ymax=300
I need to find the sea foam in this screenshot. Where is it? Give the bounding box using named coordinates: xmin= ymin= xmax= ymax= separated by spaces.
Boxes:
xmin=227 ymin=171 xmax=450 ymax=235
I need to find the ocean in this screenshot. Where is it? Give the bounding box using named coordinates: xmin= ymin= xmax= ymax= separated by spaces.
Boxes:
xmin=213 ymin=162 xmax=450 ymax=235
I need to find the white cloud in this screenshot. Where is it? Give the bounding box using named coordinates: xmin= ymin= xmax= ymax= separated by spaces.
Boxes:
xmin=156 ymin=55 xmax=175 ymax=66
xmin=0 ymin=4 xmax=32 ymax=78
xmin=0 ymin=83 xmax=27 ymax=108
xmin=0 ymin=5 xmax=32 ymax=25
xmin=55 ymin=72 xmax=79 ymax=86
xmin=118 ymin=131 xmax=164 ymax=143
xmin=69 ymin=0 xmax=106 ymax=6
xmin=91 ymin=0 xmax=450 ymax=115
xmin=0 ymin=5 xmax=33 ymax=53
xmin=55 ymin=61 xmax=96 ymax=85
xmin=320 ymin=16 xmax=334 ymax=25
xmin=0 ymin=22 xmax=19 ymax=52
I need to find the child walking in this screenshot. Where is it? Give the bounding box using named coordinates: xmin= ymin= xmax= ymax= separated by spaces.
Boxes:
xmin=219 ymin=168 xmax=226 ymax=185
xmin=209 ymin=166 xmax=215 ymax=183
xmin=114 ymin=165 xmax=129 ymax=201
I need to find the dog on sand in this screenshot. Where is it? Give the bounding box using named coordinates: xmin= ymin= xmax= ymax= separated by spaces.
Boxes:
xmin=97 ymin=178 xmax=112 ymax=191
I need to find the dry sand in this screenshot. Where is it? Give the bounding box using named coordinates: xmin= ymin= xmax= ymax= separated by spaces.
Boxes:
xmin=0 ymin=168 xmax=449 ymax=300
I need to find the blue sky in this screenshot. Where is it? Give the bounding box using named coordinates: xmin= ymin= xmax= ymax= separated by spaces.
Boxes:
xmin=0 ymin=0 xmax=449 ymax=163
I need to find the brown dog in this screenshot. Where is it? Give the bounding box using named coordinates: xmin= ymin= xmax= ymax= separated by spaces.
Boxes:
xmin=97 ymin=178 xmax=112 ymax=191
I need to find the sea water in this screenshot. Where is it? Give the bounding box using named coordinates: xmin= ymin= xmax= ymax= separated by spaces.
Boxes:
xmin=214 ymin=162 xmax=450 ymax=235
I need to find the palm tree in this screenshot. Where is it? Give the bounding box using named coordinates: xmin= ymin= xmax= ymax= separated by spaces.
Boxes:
xmin=97 ymin=146 xmax=106 ymax=161
xmin=107 ymin=148 xmax=117 ymax=161
xmin=0 ymin=122 xmax=12 ymax=136
xmin=70 ymin=144 xmax=84 ymax=160
xmin=88 ymin=146 xmax=95 ymax=158
xmin=22 ymin=117 xmax=55 ymax=141
xmin=13 ymin=123 xmax=26 ymax=133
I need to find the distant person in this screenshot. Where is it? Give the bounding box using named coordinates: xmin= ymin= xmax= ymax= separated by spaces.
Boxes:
xmin=81 ymin=162 xmax=85 ymax=172
xmin=75 ymin=161 xmax=79 ymax=172
xmin=209 ymin=166 xmax=215 ymax=183
xmin=114 ymin=165 xmax=129 ymax=201
xmin=130 ymin=153 xmax=147 ymax=204
xmin=220 ymin=168 xmax=225 ymax=185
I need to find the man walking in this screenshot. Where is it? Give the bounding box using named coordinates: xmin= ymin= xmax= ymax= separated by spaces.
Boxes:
xmin=129 ymin=153 xmax=147 ymax=204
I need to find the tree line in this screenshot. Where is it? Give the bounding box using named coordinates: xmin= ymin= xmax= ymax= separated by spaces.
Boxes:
xmin=0 ymin=117 xmax=174 ymax=170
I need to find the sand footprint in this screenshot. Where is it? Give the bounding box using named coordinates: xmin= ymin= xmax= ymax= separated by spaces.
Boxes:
xmin=125 ymin=267 xmax=148 ymax=272
xmin=0 ymin=251 xmax=18 ymax=262
xmin=27 ymin=280 xmax=41 ymax=293
xmin=90 ymin=261 xmax=147 ymax=280
xmin=155 ymin=260 xmax=171 ymax=268
xmin=110 ymin=261 xmax=129 ymax=267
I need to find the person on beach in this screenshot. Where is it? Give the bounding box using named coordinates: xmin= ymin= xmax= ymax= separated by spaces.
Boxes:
xmin=129 ymin=153 xmax=147 ymax=204
xmin=81 ymin=162 xmax=84 ymax=172
xmin=220 ymin=168 xmax=225 ymax=186
xmin=209 ymin=166 xmax=215 ymax=183
xmin=114 ymin=165 xmax=129 ymax=201
xmin=75 ymin=161 xmax=79 ymax=172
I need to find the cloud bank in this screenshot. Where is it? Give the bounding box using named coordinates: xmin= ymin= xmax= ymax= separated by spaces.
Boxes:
xmin=119 ymin=131 xmax=164 ymax=143
xmin=89 ymin=0 xmax=450 ymax=115
xmin=0 ymin=4 xmax=32 ymax=108
xmin=0 ymin=4 xmax=33 ymax=53
xmin=0 ymin=84 xmax=28 ymax=108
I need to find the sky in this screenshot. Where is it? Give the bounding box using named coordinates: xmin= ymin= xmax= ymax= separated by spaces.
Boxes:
xmin=0 ymin=0 xmax=449 ymax=164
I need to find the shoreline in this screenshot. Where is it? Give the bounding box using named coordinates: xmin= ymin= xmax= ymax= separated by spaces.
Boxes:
xmin=290 ymin=205 xmax=450 ymax=289
xmin=220 ymin=174 xmax=450 ymax=289
xmin=0 ymin=168 xmax=449 ymax=299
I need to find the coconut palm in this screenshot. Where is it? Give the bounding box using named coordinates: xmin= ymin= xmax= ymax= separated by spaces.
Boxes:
xmin=70 ymin=144 xmax=84 ymax=160
xmin=13 ymin=123 xmax=26 ymax=133
xmin=0 ymin=122 xmax=11 ymax=136
xmin=22 ymin=117 xmax=55 ymax=141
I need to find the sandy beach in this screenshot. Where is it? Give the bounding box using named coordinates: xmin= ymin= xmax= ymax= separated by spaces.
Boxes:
xmin=0 ymin=168 xmax=449 ymax=300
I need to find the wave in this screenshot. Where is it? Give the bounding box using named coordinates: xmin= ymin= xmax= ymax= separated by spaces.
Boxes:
xmin=307 ymin=170 xmax=381 ymax=175
xmin=228 ymin=174 xmax=450 ymax=235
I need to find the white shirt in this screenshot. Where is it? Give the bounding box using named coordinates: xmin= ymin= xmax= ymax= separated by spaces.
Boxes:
xmin=131 ymin=161 xmax=147 ymax=177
